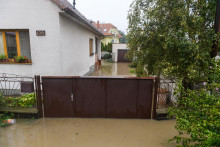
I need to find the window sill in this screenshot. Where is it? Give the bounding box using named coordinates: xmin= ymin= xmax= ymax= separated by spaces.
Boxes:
xmin=0 ymin=59 xmax=32 ymax=65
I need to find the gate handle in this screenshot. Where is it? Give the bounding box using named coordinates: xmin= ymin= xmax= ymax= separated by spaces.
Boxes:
xmin=71 ymin=93 xmax=74 ymax=102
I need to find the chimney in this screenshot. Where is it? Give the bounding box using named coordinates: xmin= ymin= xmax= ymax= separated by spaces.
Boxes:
xmin=73 ymin=0 xmax=76 ymax=9
xmin=97 ymin=21 xmax=100 ymax=29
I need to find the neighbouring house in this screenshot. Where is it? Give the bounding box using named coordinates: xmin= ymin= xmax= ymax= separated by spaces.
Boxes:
xmin=112 ymin=43 xmax=130 ymax=62
xmin=0 ymin=0 xmax=104 ymax=77
xmin=93 ymin=22 xmax=122 ymax=45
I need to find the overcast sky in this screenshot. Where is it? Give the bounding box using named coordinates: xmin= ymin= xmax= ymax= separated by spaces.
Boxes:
xmin=67 ymin=0 xmax=134 ymax=34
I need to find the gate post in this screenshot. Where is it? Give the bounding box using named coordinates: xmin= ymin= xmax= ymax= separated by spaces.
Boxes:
xmin=35 ymin=75 xmax=43 ymax=118
xmin=152 ymin=77 xmax=159 ymax=119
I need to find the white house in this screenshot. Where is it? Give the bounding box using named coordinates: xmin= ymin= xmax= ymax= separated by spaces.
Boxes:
xmin=0 ymin=0 xmax=103 ymax=77
xmin=112 ymin=43 xmax=130 ymax=62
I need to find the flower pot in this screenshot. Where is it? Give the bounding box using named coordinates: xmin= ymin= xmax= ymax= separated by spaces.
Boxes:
xmin=19 ymin=59 xmax=25 ymax=63
xmin=0 ymin=59 xmax=8 ymax=63
xmin=25 ymin=59 xmax=28 ymax=63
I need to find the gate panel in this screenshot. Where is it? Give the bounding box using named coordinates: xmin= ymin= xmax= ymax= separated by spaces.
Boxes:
xmin=41 ymin=77 xmax=157 ymax=119
xmin=106 ymin=79 xmax=138 ymax=118
xmin=42 ymin=78 xmax=73 ymax=117
xmin=74 ymin=78 xmax=105 ymax=117
xmin=137 ymin=80 xmax=154 ymax=118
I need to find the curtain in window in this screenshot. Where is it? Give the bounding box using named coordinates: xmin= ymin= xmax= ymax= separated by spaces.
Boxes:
xmin=19 ymin=32 xmax=31 ymax=59
xmin=5 ymin=32 xmax=17 ymax=59
xmin=0 ymin=32 xmax=4 ymax=55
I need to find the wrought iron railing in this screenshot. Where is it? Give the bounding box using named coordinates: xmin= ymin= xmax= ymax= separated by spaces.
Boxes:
xmin=0 ymin=73 xmax=37 ymax=108
xmin=157 ymin=78 xmax=177 ymax=109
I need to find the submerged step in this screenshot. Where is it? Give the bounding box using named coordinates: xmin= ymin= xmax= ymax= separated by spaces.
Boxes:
xmin=0 ymin=106 xmax=38 ymax=114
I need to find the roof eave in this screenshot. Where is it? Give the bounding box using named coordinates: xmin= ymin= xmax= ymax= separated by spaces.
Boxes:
xmin=63 ymin=8 xmax=104 ymax=37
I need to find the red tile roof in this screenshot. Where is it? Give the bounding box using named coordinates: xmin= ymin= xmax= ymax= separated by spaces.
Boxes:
xmin=93 ymin=22 xmax=122 ymax=38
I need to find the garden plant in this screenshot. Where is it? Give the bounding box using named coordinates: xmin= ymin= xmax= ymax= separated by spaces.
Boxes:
xmin=0 ymin=93 xmax=36 ymax=107
xmin=169 ymin=59 xmax=220 ymax=146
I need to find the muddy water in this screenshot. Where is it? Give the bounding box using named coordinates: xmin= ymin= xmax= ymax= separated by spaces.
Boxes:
xmin=0 ymin=118 xmax=176 ymax=147
xmin=90 ymin=60 xmax=136 ymax=77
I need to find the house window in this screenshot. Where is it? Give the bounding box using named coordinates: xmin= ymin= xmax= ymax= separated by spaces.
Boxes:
xmin=0 ymin=30 xmax=31 ymax=60
xmin=5 ymin=32 xmax=18 ymax=59
xmin=111 ymin=39 xmax=114 ymax=43
xmin=89 ymin=38 xmax=94 ymax=56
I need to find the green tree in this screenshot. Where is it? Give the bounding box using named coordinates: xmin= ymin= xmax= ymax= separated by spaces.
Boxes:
xmin=127 ymin=1 xmax=220 ymax=146
xmin=119 ymin=30 xmax=128 ymax=43
xmin=101 ymin=42 xmax=112 ymax=53
xmin=127 ymin=0 xmax=218 ymax=87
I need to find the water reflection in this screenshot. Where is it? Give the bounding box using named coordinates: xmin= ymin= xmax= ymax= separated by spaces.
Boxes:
xmin=90 ymin=60 xmax=136 ymax=77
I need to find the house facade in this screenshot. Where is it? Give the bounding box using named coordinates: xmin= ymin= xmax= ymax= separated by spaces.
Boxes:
xmin=93 ymin=22 xmax=122 ymax=45
xmin=0 ymin=0 xmax=103 ymax=77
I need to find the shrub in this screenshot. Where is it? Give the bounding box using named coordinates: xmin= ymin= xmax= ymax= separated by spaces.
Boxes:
xmin=128 ymin=61 xmax=137 ymax=68
xmin=169 ymin=86 xmax=220 ymax=146
xmin=102 ymin=54 xmax=112 ymax=59
xmin=130 ymin=69 xmax=135 ymax=73
xmin=168 ymin=59 xmax=220 ymax=146
xmin=0 ymin=93 xmax=36 ymax=107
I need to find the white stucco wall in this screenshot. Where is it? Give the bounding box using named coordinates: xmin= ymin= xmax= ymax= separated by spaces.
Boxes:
xmin=112 ymin=43 xmax=128 ymax=62
xmin=0 ymin=0 xmax=101 ymax=77
xmin=59 ymin=14 xmax=100 ymax=76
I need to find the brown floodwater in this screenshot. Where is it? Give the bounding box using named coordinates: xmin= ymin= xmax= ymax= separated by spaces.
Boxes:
xmin=0 ymin=118 xmax=177 ymax=147
xmin=90 ymin=60 xmax=136 ymax=77
xmin=0 ymin=62 xmax=177 ymax=147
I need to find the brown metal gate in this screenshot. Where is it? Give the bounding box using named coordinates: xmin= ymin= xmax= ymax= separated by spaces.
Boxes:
xmin=40 ymin=76 xmax=158 ymax=119
xmin=118 ymin=49 xmax=130 ymax=62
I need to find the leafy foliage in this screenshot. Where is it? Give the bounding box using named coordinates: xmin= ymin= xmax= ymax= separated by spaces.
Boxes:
xmin=128 ymin=60 xmax=138 ymax=68
xmin=0 ymin=93 xmax=36 ymax=107
xmin=102 ymin=54 xmax=112 ymax=59
xmin=101 ymin=42 xmax=112 ymax=53
xmin=127 ymin=0 xmax=219 ymax=146
xmin=168 ymin=59 xmax=220 ymax=146
xmin=14 ymin=56 xmax=27 ymax=62
xmin=0 ymin=54 xmax=6 ymax=60
xmin=127 ymin=0 xmax=218 ymax=83
xmin=119 ymin=30 xmax=128 ymax=43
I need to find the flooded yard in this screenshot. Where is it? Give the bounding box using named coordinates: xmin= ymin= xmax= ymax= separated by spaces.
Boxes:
xmin=90 ymin=60 xmax=136 ymax=77
xmin=0 ymin=61 xmax=178 ymax=147
xmin=0 ymin=118 xmax=177 ymax=147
